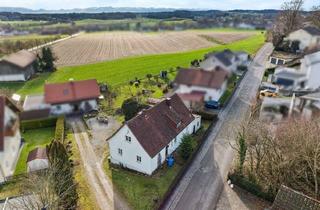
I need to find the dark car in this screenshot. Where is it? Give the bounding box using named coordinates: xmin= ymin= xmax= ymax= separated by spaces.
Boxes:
xmin=205 ymin=100 xmax=221 ymax=109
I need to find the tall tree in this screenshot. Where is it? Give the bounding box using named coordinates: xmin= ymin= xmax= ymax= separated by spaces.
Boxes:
xmin=40 ymin=47 xmax=56 ymax=72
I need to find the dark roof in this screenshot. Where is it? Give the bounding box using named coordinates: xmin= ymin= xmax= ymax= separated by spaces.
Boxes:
xmin=1 ymin=50 xmax=36 ymax=69
xmin=303 ymin=26 xmax=320 ymax=36
xmin=0 ymin=96 xmax=20 ymax=151
xmin=27 ymin=147 xmax=48 ymax=162
xmin=214 ymin=50 xmax=235 ymax=67
xmin=271 ymin=185 xmax=320 ymax=210
xmin=174 ymin=68 xmax=229 ymax=89
xmin=44 ymin=79 xmax=100 ymax=104
xmin=126 ymin=94 xmax=195 ymax=158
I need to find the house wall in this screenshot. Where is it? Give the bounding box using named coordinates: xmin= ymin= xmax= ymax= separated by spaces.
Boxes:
xmin=287 ymin=30 xmax=320 ymax=50
xmin=0 ymin=106 xmax=21 ymax=183
xmin=200 ymin=57 xmax=236 ymax=73
xmin=50 ymin=99 xmax=97 ymax=115
xmin=109 ymin=116 xmax=201 ymax=175
xmin=0 ymin=61 xmax=35 ymax=82
xmin=176 ymin=81 xmax=227 ymax=101
xmin=27 ymin=159 xmax=49 ymax=173
xmin=301 ymin=60 xmax=320 ymax=90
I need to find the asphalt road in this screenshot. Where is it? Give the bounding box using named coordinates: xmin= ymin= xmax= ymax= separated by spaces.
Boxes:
xmin=162 ymin=43 xmax=274 ymax=210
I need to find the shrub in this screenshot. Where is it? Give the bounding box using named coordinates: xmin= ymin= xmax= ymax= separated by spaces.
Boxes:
xmin=179 ymin=135 xmax=194 ymax=160
xmin=55 ymin=116 xmax=65 ymax=142
xmin=121 ymin=98 xmax=147 ymax=121
xmin=21 ymin=117 xmax=57 ymax=131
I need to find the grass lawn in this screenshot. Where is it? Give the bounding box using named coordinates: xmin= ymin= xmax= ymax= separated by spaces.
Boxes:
xmin=0 ymin=33 xmax=265 ymax=96
xmin=14 ymin=127 xmax=55 ymax=175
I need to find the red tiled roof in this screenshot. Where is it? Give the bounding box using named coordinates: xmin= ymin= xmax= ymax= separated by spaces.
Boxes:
xmin=44 ymin=79 xmax=100 ymax=104
xmin=0 ymin=96 xmax=20 ymax=151
xmin=126 ymin=94 xmax=195 ymax=158
xmin=27 ymin=147 xmax=48 ymax=162
xmin=174 ymin=68 xmax=229 ymax=89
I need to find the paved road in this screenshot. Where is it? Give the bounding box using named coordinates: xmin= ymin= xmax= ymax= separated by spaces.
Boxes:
xmin=70 ymin=119 xmax=131 ymax=210
xmin=162 ymin=43 xmax=274 ymax=210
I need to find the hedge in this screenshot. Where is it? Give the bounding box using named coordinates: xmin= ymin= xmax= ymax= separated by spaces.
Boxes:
xmin=228 ymin=173 xmax=275 ymax=202
xmin=55 ymin=116 xmax=65 ymax=142
xmin=193 ymin=110 xmax=218 ymax=121
xmin=21 ymin=117 xmax=57 ymax=131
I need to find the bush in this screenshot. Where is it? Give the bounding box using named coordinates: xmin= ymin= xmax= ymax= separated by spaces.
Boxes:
xmin=193 ymin=110 xmax=218 ymax=121
xmin=179 ymin=135 xmax=194 ymax=160
xmin=121 ymin=98 xmax=148 ymax=121
xmin=55 ymin=116 xmax=65 ymax=142
xmin=21 ymin=117 xmax=57 ymax=131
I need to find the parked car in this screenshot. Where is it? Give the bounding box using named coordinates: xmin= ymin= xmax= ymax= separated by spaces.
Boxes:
xmin=205 ymin=100 xmax=221 ymax=109
xmin=97 ymin=116 xmax=108 ymax=124
xmin=259 ymin=89 xmax=278 ymax=99
xmin=259 ymin=82 xmax=279 ymax=93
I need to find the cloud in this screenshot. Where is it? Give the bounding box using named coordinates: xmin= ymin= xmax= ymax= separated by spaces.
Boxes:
xmin=0 ymin=0 xmax=317 ymax=10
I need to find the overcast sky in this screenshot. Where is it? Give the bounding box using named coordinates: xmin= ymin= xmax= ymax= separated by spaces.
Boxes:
xmin=0 ymin=0 xmax=317 ymax=10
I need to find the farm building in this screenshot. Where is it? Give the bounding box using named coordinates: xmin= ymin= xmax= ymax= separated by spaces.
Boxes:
xmin=0 ymin=96 xmax=22 ymax=183
xmin=285 ymin=26 xmax=320 ymax=51
xmin=0 ymin=50 xmax=37 ymax=82
xmin=108 ymin=94 xmax=201 ymax=175
xmin=174 ymin=68 xmax=229 ymax=106
xmin=23 ymin=79 xmax=101 ymax=116
xmin=27 ymin=147 xmax=49 ymax=173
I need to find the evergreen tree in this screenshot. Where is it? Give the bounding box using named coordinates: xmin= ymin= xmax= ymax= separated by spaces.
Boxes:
xmin=40 ymin=47 xmax=56 ymax=72
xmin=179 ymin=135 xmax=193 ymax=160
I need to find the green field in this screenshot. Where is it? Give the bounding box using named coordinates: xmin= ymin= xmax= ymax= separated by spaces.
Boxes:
xmin=0 ymin=33 xmax=265 ymax=96
xmin=14 ymin=127 xmax=55 ymax=175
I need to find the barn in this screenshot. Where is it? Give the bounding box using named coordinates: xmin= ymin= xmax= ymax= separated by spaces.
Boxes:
xmin=0 ymin=50 xmax=37 ymax=82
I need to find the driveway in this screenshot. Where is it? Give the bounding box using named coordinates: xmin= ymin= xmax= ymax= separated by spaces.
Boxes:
xmin=162 ymin=43 xmax=274 ymax=210
xmin=69 ymin=118 xmax=130 ymax=210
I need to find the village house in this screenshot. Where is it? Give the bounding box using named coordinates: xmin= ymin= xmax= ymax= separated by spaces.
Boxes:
xmin=108 ymin=94 xmax=201 ymax=175
xmin=23 ymin=79 xmax=101 ymax=116
xmin=259 ymin=97 xmax=293 ymax=123
xmin=300 ymin=51 xmax=320 ymax=90
xmin=272 ymin=67 xmax=307 ymax=92
xmin=174 ymin=68 xmax=229 ymax=107
xmin=0 ymin=96 xmax=21 ymax=183
xmin=268 ymin=51 xmax=301 ymax=67
xmin=285 ymin=26 xmax=320 ymax=51
xmin=27 ymin=147 xmax=49 ymax=173
xmin=298 ymin=92 xmax=320 ymax=120
xmin=0 ymin=50 xmax=37 ymax=82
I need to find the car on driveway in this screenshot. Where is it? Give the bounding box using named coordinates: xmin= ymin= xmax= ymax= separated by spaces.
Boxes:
xmin=205 ymin=100 xmax=221 ymax=109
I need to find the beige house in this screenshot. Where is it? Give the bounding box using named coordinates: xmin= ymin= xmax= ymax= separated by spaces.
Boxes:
xmin=286 ymin=27 xmax=320 ymax=51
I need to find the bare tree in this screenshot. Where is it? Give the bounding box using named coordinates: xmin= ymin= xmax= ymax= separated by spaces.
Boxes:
xmin=311 ymin=5 xmax=320 ymax=27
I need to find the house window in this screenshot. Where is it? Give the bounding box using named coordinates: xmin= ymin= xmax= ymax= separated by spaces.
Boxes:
xmin=174 ymin=137 xmax=177 ymax=143
xmin=125 ymin=135 xmax=131 ymax=143
xmin=136 ymin=156 xmax=142 ymax=163
xmin=57 ymin=105 xmax=61 ymax=110
xmin=118 ymin=148 xmax=123 ymax=156
xmin=197 ymin=122 xmax=200 ymax=127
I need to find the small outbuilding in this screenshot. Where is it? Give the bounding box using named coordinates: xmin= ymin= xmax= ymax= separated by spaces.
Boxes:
xmin=27 ymin=147 xmax=49 ymax=173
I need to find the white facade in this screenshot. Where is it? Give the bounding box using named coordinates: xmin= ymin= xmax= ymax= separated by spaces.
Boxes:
xmin=175 ymin=81 xmax=227 ymax=102
xmin=109 ymin=116 xmax=201 ymax=175
xmin=27 ymin=159 xmax=49 ymax=173
xmin=0 ymin=106 xmax=21 ymax=183
xmin=300 ymin=52 xmax=320 ymax=90
xmin=286 ymin=29 xmax=320 ymax=51
xmin=50 ymin=99 xmax=98 ymax=115
xmin=0 ymin=74 xmax=27 ymax=82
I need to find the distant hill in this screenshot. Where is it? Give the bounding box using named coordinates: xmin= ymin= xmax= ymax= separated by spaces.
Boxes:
xmin=0 ymin=7 xmax=181 ymax=14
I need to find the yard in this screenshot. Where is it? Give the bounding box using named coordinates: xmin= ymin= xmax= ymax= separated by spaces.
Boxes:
xmin=14 ymin=127 xmax=55 ymax=175
xmin=0 ymin=33 xmax=265 ymax=96
xmin=106 ymin=121 xmax=211 ymax=210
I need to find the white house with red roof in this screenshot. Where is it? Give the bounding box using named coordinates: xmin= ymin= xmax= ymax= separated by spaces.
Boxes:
xmin=108 ymin=94 xmax=201 ymax=175
xmin=0 ymin=96 xmax=21 ymax=183
xmin=23 ymin=79 xmax=101 ymax=116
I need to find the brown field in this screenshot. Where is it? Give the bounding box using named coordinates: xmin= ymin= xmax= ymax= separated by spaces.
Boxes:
xmin=52 ymin=31 xmax=254 ymax=66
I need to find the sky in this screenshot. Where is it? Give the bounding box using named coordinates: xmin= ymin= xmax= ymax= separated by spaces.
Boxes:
xmin=0 ymin=0 xmax=317 ymax=10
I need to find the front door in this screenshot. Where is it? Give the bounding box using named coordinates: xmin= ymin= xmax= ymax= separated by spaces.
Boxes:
xmin=165 ymin=145 xmax=169 ymax=158
xmin=157 ymin=154 xmax=162 ymax=167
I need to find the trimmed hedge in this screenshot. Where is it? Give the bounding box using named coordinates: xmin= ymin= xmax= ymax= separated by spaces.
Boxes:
xmin=21 ymin=117 xmax=57 ymax=131
xmin=55 ymin=116 xmax=65 ymax=142
xmin=228 ymin=173 xmax=275 ymax=202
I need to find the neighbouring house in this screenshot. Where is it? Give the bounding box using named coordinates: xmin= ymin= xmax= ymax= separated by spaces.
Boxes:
xmin=300 ymin=51 xmax=320 ymax=90
xmin=259 ymin=97 xmax=294 ymax=123
xmin=27 ymin=147 xmax=49 ymax=173
xmin=23 ymin=79 xmax=101 ymax=116
xmin=200 ymin=50 xmax=236 ymax=73
xmin=174 ymin=68 xmax=229 ymax=105
xmin=271 ymin=185 xmax=320 ymax=210
xmin=0 ymin=96 xmax=21 ymax=183
xmin=285 ymin=26 xmax=320 ymax=51
xmin=0 ymin=50 xmax=37 ymax=82
xmin=298 ymin=92 xmax=320 ymax=120
xmin=108 ymin=94 xmax=201 ymax=175
xmin=268 ymin=51 xmax=301 ymax=67
xmin=272 ymin=67 xmax=307 ymax=92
